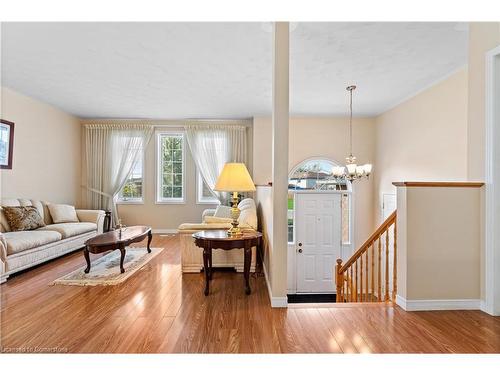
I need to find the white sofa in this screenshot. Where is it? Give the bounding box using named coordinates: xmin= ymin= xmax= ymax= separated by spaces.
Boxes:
xmin=178 ymin=198 xmax=258 ymax=273
xmin=0 ymin=198 xmax=105 ymax=283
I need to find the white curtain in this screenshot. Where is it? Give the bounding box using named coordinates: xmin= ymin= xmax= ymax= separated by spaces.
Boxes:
xmin=85 ymin=124 xmax=153 ymax=224
xmin=184 ymin=124 xmax=247 ymax=202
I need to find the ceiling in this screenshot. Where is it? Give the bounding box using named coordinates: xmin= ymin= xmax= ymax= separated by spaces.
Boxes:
xmin=1 ymin=22 xmax=468 ymax=119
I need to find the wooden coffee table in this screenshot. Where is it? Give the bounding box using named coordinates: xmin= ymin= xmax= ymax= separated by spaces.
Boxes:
xmin=193 ymin=230 xmax=262 ymax=296
xmin=84 ymin=225 xmax=152 ymax=274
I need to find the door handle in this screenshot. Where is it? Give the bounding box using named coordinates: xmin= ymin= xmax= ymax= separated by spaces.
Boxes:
xmin=298 ymin=249 xmax=303 ymax=253
xmin=298 ymin=242 xmax=302 ymax=246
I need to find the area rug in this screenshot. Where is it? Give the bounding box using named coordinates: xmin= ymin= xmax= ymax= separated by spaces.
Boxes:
xmin=52 ymin=247 xmax=163 ymax=286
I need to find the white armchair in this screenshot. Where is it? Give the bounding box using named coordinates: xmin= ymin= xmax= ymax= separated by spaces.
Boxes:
xmin=178 ymin=198 xmax=258 ymax=273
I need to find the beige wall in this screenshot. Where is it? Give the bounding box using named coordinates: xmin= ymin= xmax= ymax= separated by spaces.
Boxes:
xmin=253 ymin=116 xmax=376 ymax=249
xmin=374 ymin=68 xmax=469 ymax=225
xmin=0 ymin=87 xmax=81 ymax=205
xmin=396 ymin=185 xmax=482 ymax=301
xmin=467 ymin=22 xmax=500 ymax=181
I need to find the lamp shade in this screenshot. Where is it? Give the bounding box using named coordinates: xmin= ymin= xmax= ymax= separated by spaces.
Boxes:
xmin=214 ymin=163 xmax=256 ymax=192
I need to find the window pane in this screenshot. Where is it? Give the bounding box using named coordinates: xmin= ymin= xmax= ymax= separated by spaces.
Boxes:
xmin=158 ymin=133 xmax=184 ymax=201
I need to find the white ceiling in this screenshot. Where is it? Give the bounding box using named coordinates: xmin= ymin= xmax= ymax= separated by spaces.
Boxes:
xmin=1 ymin=22 xmax=468 ymax=119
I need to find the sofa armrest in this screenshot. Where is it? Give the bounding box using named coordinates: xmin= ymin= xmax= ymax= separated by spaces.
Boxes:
xmin=201 ymin=209 xmax=217 ymax=222
xmin=0 ymin=232 xmax=7 ymax=271
xmin=76 ymin=209 xmax=106 ymax=233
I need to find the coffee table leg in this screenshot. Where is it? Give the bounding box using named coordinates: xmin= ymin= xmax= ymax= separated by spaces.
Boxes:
xmin=84 ymin=246 xmax=91 ymax=274
xmin=147 ymin=230 xmax=152 ymax=253
xmin=244 ymin=245 xmax=252 ymax=295
xmin=119 ymin=246 xmax=126 ymax=273
xmin=203 ymin=246 xmax=210 ymax=296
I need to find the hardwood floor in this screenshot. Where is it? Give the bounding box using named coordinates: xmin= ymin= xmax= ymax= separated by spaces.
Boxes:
xmin=1 ymin=234 xmax=500 ymax=353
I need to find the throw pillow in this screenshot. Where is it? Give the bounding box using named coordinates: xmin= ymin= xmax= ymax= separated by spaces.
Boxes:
xmin=48 ymin=204 xmax=79 ymax=224
xmin=3 ymin=206 xmax=46 ymax=231
xmin=214 ymin=205 xmax=232 ymax=218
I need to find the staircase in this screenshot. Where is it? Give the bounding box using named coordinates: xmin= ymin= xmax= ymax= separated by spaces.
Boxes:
xmin=336 ymin=211 xmax=397 ymax=303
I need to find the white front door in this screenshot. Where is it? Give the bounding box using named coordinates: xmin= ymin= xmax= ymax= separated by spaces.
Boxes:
xmin=295 ymin=193 xmax=342 ymax=293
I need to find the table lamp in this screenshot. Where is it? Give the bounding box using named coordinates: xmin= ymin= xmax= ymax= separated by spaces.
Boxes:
xmin=214 ymin=162 xmax=256 ymax=237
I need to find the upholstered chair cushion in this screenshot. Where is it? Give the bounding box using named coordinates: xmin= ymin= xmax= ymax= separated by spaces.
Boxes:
xmin=204 ymin=216 xmax=233 ymax=224
xmin=2 ymin=206 xmax=46 ymax=232
xmin=47 ymin=204 xmax=79 ymax=224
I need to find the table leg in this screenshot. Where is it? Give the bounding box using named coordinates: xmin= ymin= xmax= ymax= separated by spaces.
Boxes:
xmin=147 ymin=230 xmax=152 ymax=253
xmin=208 ymin=248 xmax=213 ymax=280
xmin=84 ymin=246 xmax=91 ymax=273
xmin=244 ymin=245 xmax=252 ymax=295
xmin=119 ymin=246 xmax=126 ymax=273
xmin=203 ymin=246 xmax=211 ymax=296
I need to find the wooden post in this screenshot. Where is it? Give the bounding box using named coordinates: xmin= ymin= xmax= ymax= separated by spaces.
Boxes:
xmin=336 ymin=259 xmax=343 ymax=302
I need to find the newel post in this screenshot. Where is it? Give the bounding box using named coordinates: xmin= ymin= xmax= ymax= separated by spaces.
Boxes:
xmin=336 ymin=259 xmax=343 ymax=302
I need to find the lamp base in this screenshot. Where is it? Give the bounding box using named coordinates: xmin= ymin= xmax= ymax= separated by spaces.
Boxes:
xmin=227 ymin=192 xmax=242 ymax=237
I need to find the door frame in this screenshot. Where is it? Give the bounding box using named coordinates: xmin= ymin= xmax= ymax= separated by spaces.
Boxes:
xmin=484 ymin=44 xmax=500 ymax=315
xmin=293 ymin=191 xmax=343 ymax=294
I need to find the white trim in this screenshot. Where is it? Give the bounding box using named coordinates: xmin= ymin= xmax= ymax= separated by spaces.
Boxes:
xmin=396 ymin=295 xmax=480 ymax=311
xmin=196 ymin=169 xmax=220 ymax=205
xmin=484 ymin=45 xmax=500 ymax=316
xmin=151 ymin=228 xmax=178 ymax=234
xmin=155 ymin=130 xmax=186 ymax=204
xmin=378 ymin=64 xmax=468 ymax=115
xmin=262 ymin=261 xmax=288 ymax=308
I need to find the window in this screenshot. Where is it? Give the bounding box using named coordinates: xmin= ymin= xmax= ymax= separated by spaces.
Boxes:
xmin=197 ymin=170 xmax=220 ymax=204
xmin=287 ymin=158 xmax=352 ymax=245
xmin=156 ymin=132 xmax=185 ymax=203
xmin=118 ymin=138 xmax=144 ymax=203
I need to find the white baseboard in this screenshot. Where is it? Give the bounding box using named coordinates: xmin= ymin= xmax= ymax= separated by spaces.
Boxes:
xmin=396 ymin=295 xmax=481 ymax=311
xmin=262 ymin=262 xmax=288 ymax=308
xmin=152 ymin=229 xmax=178 ymax=235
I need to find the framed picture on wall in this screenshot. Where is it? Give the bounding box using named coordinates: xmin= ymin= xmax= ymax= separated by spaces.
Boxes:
xmin=0 ymin=119 xmax=15 ymax=169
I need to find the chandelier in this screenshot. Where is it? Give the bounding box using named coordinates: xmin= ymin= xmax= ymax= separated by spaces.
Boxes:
xmin=332 ymin=85 xmax=373 ymax=182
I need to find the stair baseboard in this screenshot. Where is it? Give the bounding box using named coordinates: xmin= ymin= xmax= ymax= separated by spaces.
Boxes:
xmin=396 ymin=295 xmax=481 ymax=311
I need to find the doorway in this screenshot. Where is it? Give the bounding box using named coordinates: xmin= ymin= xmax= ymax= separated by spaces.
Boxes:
xmin=295 ymin=192 xmax=342 ymax=293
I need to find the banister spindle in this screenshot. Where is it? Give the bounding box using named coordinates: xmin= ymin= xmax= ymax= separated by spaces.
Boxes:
xmin=365 ymin=248 xmax=369 ymax=302
xmin=360 ymin=255 xmax=364 ymax=302
xmin=392 ymin=222 xmax=397 ymax=301
xmin=385 ymin=229 xmax=390 ymax=301
xmin=371 ymin=242 xmax=375 ymax=302
xmin=378 ymin=237 xmax=381 ymax=301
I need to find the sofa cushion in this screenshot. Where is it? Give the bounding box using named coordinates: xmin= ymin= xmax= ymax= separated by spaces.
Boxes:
xmin=2 ymin=206 xmax=46 ymax=231
xmin=3 ymin=230 xmax=62 ymax=255
xmin=47 ymin=204 xmax=79 ymax=224
xmin=37 ymin=222 xmax=97 ymax=239
xmin=204 ymin=216 xmax=233 ymax=224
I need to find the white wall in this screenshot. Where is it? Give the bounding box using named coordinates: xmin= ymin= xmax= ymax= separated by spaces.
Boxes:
xmin=1 ymin=87 xmax=82 ymax=205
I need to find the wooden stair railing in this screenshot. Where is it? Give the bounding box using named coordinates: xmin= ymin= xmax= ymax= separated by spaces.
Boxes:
xmin=336 ymin=210 xmax=397 ymax=303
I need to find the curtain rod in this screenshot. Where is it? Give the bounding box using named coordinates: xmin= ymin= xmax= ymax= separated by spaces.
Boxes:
xmin=81 ymin=118 xmax=253 ymax=127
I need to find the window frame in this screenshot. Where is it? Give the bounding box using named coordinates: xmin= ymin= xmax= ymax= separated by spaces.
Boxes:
xmin=196 ymin=169 xmax=220 ymax=205
xmin=116 ymin=138 xmax=145 ymax=205
xmin=155 ymin=130 xmax=186 ymax=204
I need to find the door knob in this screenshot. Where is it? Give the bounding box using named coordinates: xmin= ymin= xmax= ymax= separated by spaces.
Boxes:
xmin=298 ymin=242 xmax=302 ymax=246
xmin=298 ymin=249 xmax=303 ymax=253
